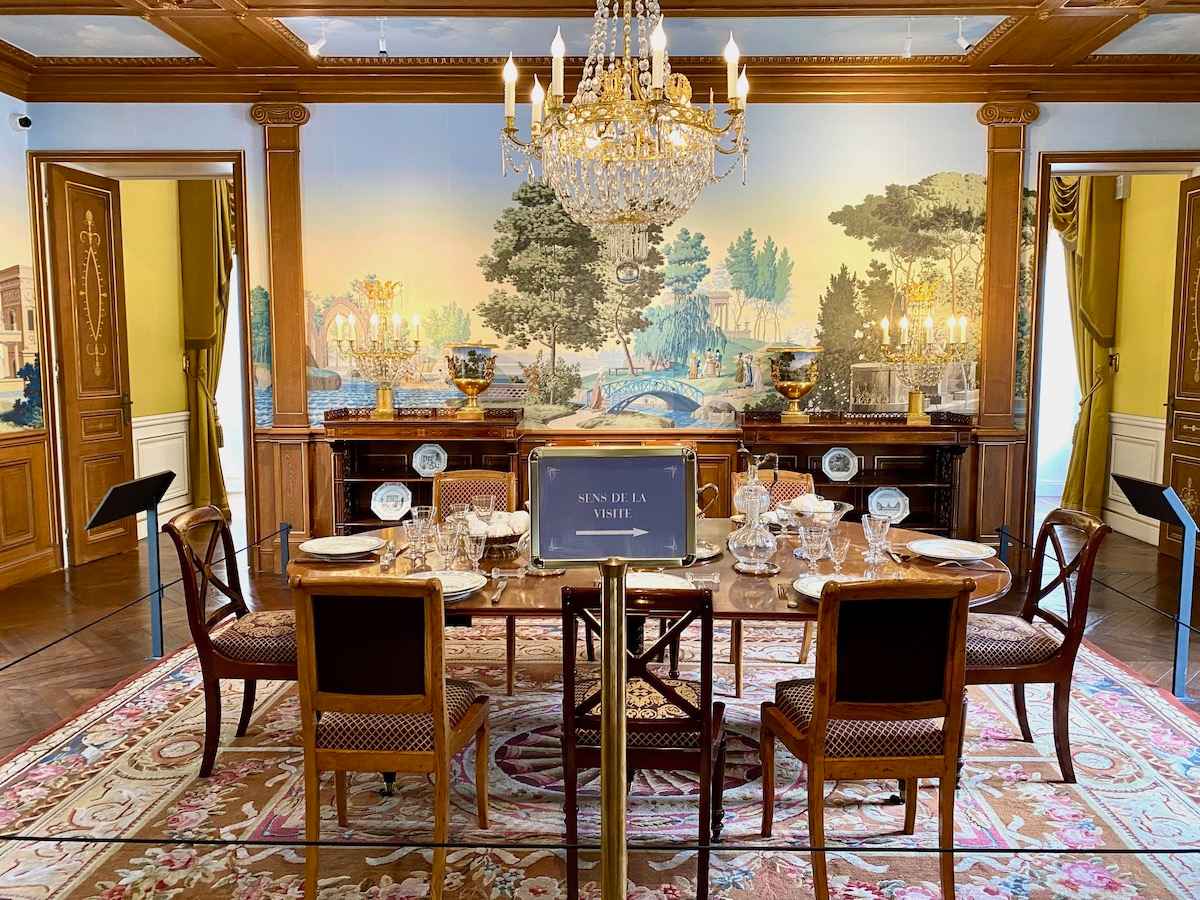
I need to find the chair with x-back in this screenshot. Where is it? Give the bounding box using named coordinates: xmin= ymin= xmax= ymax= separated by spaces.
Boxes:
xmin=164 ymin=505 xmax=297 ymax=777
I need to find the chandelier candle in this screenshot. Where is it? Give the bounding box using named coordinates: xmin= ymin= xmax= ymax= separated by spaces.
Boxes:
xmin=724 ymin=34 xmax=740 ymax=106
xmin=551 ymin=27 xmax=565 ymax=98
xmin=651 ymin=20 xmax=666 ymax=90
xmin=503 ymin=54 xmax=517 ymax=121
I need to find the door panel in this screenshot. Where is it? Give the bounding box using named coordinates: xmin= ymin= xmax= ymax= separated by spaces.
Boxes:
xmin=46 ymin=164 xmax=136 ymax=565
xmin=1160 ymin=175 xmax=1200 ymax=557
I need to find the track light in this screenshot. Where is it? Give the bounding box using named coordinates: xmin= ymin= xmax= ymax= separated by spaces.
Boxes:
xmin=955 ymin=17 xmax=973 ymax=53
xmin=307 ymin=20 xmax=327 ymax=58
xmin=903 ymin=17 xmax=913 ymax=59
xmin=378 ymin=17 xmax=388 ymax=58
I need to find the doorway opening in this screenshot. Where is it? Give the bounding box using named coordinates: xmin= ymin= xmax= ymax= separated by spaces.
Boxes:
xmin=30 ymin=152 xmax=256 ymax=567
xmin=1027 ymin=153 xmax=1200 ymax=554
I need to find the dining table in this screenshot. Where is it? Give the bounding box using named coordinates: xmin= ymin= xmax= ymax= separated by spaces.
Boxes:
xmin=288 ymin=517 xmax=1012 ymax=622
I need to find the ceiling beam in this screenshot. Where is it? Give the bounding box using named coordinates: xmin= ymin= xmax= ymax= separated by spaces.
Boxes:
xmin=105 ymin=0 xmax=240 ymax=68
xmin=212 ymin=1 xmax=319 ymax=68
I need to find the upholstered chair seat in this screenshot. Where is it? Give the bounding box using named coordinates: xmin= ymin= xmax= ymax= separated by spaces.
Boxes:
xmin=315 ymin=680 xmax=481 ymax=752
xmin=210 ymin=610 xmax=297 ymax=664
xmin=775 ymin=679 xmax=946 ymax=759
xmin=965 ymin=613 xmax=1063 ymax=668
xmin=574 ymin=677 xmax=704 ymax=749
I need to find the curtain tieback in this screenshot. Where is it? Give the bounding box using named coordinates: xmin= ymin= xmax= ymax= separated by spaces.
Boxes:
xmin=1077 ymin=373 xmax=1108 ymax=408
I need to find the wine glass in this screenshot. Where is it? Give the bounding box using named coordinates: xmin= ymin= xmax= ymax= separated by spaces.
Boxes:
xmin=434 ymin=523 xmax=458 ymax=565
xmin=446 ymin=503 xmax=469 ymax=526
xmin=471 ymin=495 xmax=496 ymax=525
xmin=861 ymin=514 xmax=891 ymax=564
xmin=800 ymin=526 xmax=828 ymax=574
xmin=827 ymin=531 xmax=852 ymax=574
xmin=466 ymin=533 xmax=487 ymax=573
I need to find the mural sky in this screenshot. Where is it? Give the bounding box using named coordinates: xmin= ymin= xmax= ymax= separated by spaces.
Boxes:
xmin=300 ymin=103 xmax=988 ymax=428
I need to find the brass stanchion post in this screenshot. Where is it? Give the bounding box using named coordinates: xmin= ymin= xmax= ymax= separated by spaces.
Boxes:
xmin=598 ymin=557 xmax=629 ymax=898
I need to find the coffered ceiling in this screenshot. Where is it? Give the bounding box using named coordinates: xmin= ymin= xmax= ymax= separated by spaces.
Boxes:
xmin=0 ymin=1 xmax=1197 ymax=103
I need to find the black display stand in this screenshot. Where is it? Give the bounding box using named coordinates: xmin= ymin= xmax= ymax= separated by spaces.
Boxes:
xmin=1112 ymin=473 xmax=1196 ymax=698
xmin=86 ymin=471 xmax=176 ymax=658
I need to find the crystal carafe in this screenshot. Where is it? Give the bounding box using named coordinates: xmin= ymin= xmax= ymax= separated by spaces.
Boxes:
xmin=728 ymin=449 xmax=780 ymax=576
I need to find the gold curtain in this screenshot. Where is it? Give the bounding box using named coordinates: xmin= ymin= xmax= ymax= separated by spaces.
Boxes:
xmin=180 ymin=180 xmax=235 ymax=517
xmin=1052 ymin=175 xmax=1123 ymax=516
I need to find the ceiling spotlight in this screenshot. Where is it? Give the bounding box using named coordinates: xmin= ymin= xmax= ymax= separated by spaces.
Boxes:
xmin=307 ymin=20 xmax=327 ymax=58
xmin=378 ymin=17 xmax=389 ymax=58
xmin=903 ymin=17 xmax=913 ymax=59
xmin=955 ymin=17 xmax=973 ymax=52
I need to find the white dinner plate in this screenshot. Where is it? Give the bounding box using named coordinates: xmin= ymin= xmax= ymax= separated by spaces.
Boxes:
xmin=792 ymin=573 xmax=860 ymax=600
xmin=403 ymin=570 xmax=488 ymax=596
xmin=299 ymin=535 xmax=385 ymax=558
xmin=692 ymin=541 xmax=723 ymax=563
xmin=906 ymin=538 xmax=997 ymax=562
xmin=627 ymin=571 xmax=693 ymax=590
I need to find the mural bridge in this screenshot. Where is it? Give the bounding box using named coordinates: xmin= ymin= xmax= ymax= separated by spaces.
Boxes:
xmin=600 ymin=375 xmax=705 ymax=413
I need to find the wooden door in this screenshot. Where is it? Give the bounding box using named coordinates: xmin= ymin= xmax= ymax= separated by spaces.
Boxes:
xmin=1160 ymin=175 xmax=1200 ymax=558
xmin=45 ymin=164 xmax=136 ymax=565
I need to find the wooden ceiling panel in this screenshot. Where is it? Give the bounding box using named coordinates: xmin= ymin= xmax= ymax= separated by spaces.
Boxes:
xmin=985 ymin=12 xmax=1120 ymax=64
xmin=158 ymin=13 xmax=297 ymax=67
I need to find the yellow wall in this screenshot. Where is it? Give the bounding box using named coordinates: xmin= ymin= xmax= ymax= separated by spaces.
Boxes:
xmin=120 ymin=180 xmax=187 ymax=418
xmin=1111 ymin=174 xmax=1186 ymax=420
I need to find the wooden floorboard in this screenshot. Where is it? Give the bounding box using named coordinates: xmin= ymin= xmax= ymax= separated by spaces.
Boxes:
xmin=0 ymin=526 xmax=1197 ymax=757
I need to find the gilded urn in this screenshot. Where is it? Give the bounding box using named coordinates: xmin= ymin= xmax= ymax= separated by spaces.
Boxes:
xmin=765 ymin=345 xmax=821 ymax=424
xmin=445 ymin=343 xmax=497 ymax=421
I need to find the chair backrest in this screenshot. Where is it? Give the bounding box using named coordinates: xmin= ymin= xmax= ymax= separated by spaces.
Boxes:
xmin=732 ymin=469 xmax=815 ymax=510
xmin=1024 ymin=508 xmax=1111 ymax=650
xmin=561 ymin=586 xmax=714 ymax=749
xmin=291 ymin=573 xmax=446 ymax=723
xmin=812 ymin=578 xmax=973 ymax=754
xmin=432 ymin=469 xmax=516 ymax=519
xmin=163 ymin=505 xmax=247 ymax=650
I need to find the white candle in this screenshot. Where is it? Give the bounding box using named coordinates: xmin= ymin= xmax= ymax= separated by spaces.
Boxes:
xmin=335 ymin=312 xmax=345 ymax=338
xmin=551 ymin=28 xmax=565 ymax=98
xmin=923 ymin=315 xmax=934 ymax=343
xmin=503 ymin=53 xmax=517 ymax=118
xmin=370 ymin=313 xmax=380 ymax=339
xmin=899 ymin=315 xmax=910 ymax=345
xmin=411 ymin=314 xmax=421 ymax=342
xmin=946 ymin=316 xmax=957 ymax=344
xmin=737 ymin=65 xmax=749 ymax=103
xmin=531 ymin=75 xmax=545 ymax=126
xmin=391 ymin=313 xmax=401 ymax=336
xmin=958 ymin=315 xmax=969 ymax=343
xmin=880 ymin=317 xmax=890 ymax=345
xmin=650 ymin=20 xmax=666 ymax=90
xmin=723 ymin=34 xmax=739 ymax=103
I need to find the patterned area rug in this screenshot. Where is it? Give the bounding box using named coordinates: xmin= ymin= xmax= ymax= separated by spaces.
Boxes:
xmin=2 ymin=619 xmax=1199 ymax=899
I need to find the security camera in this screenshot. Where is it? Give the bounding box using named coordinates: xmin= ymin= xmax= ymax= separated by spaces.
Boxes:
xmin=9 ymin=113 xmax=31 ymax=132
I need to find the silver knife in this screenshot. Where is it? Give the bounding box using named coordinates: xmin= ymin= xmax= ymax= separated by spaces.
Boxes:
xmin=489 ymin=579 xmax=510 ymax=605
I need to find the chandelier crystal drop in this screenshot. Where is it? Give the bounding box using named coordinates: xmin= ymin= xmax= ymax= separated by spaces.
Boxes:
xmin=499 ymin=0 xmax=749 ymax=280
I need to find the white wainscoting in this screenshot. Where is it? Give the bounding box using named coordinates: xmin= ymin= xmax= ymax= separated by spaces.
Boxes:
xmin=1104 ymin=412 xmax=1166 ymax=545
xmin=132 ymin=411 xmax=191 ymax=539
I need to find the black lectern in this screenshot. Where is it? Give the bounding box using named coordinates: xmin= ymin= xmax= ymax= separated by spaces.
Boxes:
xmin=86 ymin=471 xmax=176 ymax=658
xmin=1112 ymin=473 xmax=1195 ymax=699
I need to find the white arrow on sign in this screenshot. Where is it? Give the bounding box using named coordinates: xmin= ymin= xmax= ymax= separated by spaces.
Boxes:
xmin=575 ymin=527 xmax=649 ymax=537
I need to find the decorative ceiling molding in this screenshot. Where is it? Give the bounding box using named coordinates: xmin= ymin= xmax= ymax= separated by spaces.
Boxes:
xmin=976 ymin=99 xmax=1039 ymax=124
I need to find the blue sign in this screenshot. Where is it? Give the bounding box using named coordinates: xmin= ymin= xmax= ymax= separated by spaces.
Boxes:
xmin=529 ymin=447 xmax=697 ymax=566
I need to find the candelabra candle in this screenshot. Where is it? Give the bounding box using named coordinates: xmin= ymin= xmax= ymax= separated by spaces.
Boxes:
xmin=880 ymin=316 xmax=890 ymax=345
xmin=899 ymin=315 xmax=910 ymax=346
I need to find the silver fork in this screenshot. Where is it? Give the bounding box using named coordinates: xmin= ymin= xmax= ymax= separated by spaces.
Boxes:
xmin=776 ymin=581 xmax=799 ymax=610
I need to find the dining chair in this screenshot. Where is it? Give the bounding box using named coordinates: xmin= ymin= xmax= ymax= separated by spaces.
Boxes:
xmin=163 ymin=505 xmax=297 ymax=778
xmin=291 ymin=571 xmax=490 ymax=900
xmin=729 ymin=469 xmax=818 ymax=697
xmin=431 ymin=469 xmax=521 ymax=695
xmin=561 ymin=586 xmax=727 ymax=900
xmin=759 ymin=577 xmax=973 ymax=900
xmin=965 ymin=507 xmax=1110 ymax=783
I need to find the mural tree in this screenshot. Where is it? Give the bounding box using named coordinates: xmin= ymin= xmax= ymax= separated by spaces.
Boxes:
xmin=595 ymin=224 xmax=664 ymax=376
xmin=810 ymin=266 xmax=866 ymax=410
xmin=723 ymin=229 xmax=793 ymax=339
xmin=724 ymin=228 xmax=757 ymax=330
xmin=635 ymin=229 xmax=725 ymax=371
xmin=424 ymin=303 xmax=471 ymax=353
xmin=0 ymin=358 xmax=42 ymax=429
xmin=478 ymin=182 xmax=604 ymax=404
xmin=249 ymin=286 xmax=271 ymax=365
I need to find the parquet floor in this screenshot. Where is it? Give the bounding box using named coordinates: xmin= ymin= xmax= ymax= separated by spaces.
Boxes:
xmin=1 ymin=520 xmax=1197 ymax=758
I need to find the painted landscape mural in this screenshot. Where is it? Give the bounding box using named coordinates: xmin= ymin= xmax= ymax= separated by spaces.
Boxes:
xmin=297 ymin=104 xmax=987 ymax=429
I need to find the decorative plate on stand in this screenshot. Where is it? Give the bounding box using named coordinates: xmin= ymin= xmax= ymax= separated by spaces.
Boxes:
xmin=821 ymin=447 xmax=859 ymax=482
xmin=412 ymin=443 xmax=448 ymax=478
xmin=867 ymin=486 xmax=910 ymax=524
xmin=370 ymin=482 xmax=413 ymax=521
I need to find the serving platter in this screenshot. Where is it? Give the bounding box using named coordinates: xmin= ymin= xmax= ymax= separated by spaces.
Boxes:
xmin=906 ymin=537 xmax=996 ymax=562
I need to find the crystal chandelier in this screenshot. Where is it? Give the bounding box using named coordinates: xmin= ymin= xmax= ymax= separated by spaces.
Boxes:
xmin=499 ymin=0 xmax=749 ymax=282
xmin=876 ymin=280 xmax=973 ymax=424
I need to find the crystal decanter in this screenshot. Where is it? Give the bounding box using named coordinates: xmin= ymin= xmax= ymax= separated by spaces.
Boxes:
xmin=728 ymin=449 xmax=780 ymax=576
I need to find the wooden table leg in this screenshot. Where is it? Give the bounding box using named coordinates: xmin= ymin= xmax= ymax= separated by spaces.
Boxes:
xmin=731 ymin=620 xmax=744 ymax=699
xmin=505 ymin=616 xmax=517 ymax=696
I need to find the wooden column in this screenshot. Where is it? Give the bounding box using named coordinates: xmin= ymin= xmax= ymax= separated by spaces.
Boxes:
xmin=974 ymin=100 xmax=1039 ymax=549
xmin=250 ymin=101 xmax=313 ymax=569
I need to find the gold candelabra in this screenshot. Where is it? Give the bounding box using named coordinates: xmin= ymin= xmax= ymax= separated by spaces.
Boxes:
xmin=876 ymin=280 xmax=972 ymax=425
xmin=331 ymin=278 xmax=421 ymax=418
